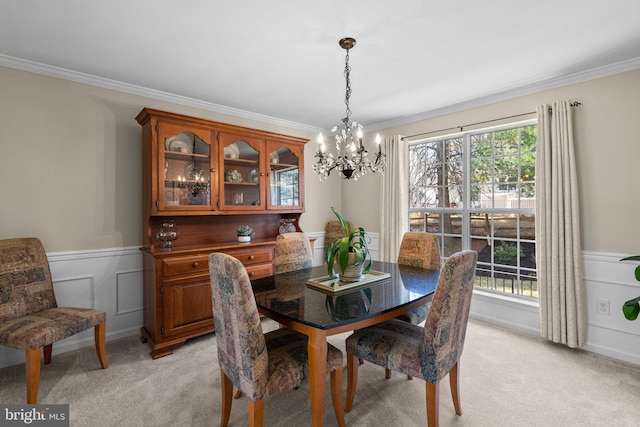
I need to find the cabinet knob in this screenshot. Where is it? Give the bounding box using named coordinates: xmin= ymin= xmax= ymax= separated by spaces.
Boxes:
xmin=249 ymin=271 xmax=255 ymax=276
xmin=192 ymin=262 xmax=199 ymax=268
xmin=249 ymin=255 xmax=255 ymax=260
xmin=210 ymin=168 xmax=215 ymax=173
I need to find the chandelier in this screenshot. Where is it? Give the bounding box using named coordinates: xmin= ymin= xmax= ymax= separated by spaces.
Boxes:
xmin=313 ymin=37 xmax=386 ymax=180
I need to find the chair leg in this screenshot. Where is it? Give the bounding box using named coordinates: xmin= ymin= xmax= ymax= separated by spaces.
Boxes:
xmin=220 ymin=370 xmax=234 ymax=427
xmin=426 ymin=381 xmax=440 ymax=427
xmin=95 ymin=322 xmax=108 ymax=369
xmin=43 ymin=344 xmax=52 ymax=365
xmin=248 ymin=399 xmax=264 ymax=427
xmin=345 ymin=354 xmax=359 ymax=412
xmin=330 ymin=367 xmax=345 ymax=427
xmin=25 ymin=348 xmax=41 ymax=404
xmin=234 ymin=389 xmax=243 ymax=399
xmin=385 ymin=368 xmax=391 ymax=379
xmin=449 ymin=360 xmax=462 ymax=415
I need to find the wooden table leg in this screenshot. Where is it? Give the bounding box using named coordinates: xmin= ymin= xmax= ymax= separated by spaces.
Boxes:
xmin=307 ymin=329 xmax=327 ymax=427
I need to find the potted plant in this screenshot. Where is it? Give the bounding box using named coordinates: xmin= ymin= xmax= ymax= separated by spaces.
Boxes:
xmin=236 ymin=225 xmax=254 ymax=243
xmin=621 ymin=255 xmax=640 ymax=320
xmin=324 ymin=207 xmax=372 ymax=282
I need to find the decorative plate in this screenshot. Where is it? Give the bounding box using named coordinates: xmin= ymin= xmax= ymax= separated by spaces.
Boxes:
xmin=224 ymin=143 xmax=240 ymax=159
xmin=247 ymin=169 xmax=259 ymax=183
xmin=168 ymin=134 xmax=192 ymax=153
xmin=270 ymin=150 xmax=279 ymax=164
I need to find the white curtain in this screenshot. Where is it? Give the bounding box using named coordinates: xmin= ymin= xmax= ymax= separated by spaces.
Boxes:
xmin=379 ymin=135 xmax=408 ymax=262
xmin=535 ymin=100 xmax=586 ymax=348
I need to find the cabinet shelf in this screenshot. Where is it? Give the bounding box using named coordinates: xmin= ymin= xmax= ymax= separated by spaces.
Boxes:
xmin=225 ymin=158 xmax=258 ymax=166
xmin=165 ymin=179 xmax=211 ymax=185
xmin=224 ymin=181 xmax=258 ymax=186
xmin=165 ymin=151 xmax=209 ymax=159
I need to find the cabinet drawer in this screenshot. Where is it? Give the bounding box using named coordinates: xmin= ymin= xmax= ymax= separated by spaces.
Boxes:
xmin=246 ymin=263 xmax=274 ymax=280
xmin=162 ymin=255 xmax=209 ymax=277
xmin=226 ymin=247 xmax=274 ymax=266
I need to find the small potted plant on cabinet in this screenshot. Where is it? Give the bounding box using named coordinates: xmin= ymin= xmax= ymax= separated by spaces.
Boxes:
xmin=621 ymin=255 xmax=640 ymax=320
xmin=236 ymin=225 xmax=254 ymax=243
xmin=324 ymin=207 xmax=372 ymax=282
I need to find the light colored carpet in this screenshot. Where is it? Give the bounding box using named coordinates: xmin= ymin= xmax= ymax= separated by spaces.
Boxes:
xmin=1 ymin=318 xmax=639 ymax=426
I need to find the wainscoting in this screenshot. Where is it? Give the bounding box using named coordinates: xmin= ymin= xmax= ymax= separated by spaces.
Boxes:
xmin=1 ymin=238 xmax=638 ymax=369
xmin=460 ymin=250 xmax=640 ymax=365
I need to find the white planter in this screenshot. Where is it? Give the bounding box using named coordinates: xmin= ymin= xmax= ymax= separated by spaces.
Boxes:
xmin=238 ymin=236 xmax=251 ymax=243
xmin=335 ymin=253 xmax=364 ymax=282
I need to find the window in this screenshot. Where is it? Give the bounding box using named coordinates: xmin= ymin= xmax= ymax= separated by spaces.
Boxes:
xmin=408 ymin=121 xmax=537 ymax=298
xmin=270 ymin=168 xmax=299 ymax=205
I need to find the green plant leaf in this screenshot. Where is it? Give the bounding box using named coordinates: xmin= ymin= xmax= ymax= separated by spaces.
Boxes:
xmin=324 ymin=207 xmax=372 ymax=277
xmin=622 ymin=297 xmax=640 ymax=320
xmin=620 ymin=256 xmax=640 ymax=282
xmin=331 ymin=207 xmax=350 ymax=236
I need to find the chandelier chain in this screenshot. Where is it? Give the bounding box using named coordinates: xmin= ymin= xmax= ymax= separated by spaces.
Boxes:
xmin=343 ymin=48 xmax=352 ymax=125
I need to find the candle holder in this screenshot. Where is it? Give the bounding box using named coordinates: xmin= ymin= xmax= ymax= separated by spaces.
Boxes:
xmin=156 ymin=219 xmax=179 ymax=248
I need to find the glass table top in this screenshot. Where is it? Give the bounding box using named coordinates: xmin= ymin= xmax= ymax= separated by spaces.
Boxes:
xmin=251 ymin=261 xmax=440 ymax=330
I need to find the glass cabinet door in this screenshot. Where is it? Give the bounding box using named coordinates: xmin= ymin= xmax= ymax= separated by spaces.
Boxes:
xmin=219 ymin=133 xmax=264 ymax=210
xmin=159 ymin=122 xmax=213 ymax=210
xmin=266 ymin=141 xmax=303 ymax=210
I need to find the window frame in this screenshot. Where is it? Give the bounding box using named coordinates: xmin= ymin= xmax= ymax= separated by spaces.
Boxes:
xmin=408 ymin=118 xmax=537 ymax=299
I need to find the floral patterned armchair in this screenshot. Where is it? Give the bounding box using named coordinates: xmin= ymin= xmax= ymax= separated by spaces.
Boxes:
xmin=0 ymin=238 xmax=108 ymax=403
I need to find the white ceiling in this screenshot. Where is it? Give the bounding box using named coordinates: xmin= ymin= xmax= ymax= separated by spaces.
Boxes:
xmin=1 ymin=0 xmax=640 ymax=133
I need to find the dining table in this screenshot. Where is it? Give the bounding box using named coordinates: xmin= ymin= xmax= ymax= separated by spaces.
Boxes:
xmin=250 ymin=260 xmax=440 ymax=427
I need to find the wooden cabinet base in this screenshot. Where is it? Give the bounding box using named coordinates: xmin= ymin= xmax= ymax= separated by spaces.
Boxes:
xmin=140 ymin=324 xmax=215 ymax=359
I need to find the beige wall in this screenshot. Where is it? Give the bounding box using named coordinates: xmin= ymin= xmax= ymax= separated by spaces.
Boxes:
xmin=0 ymin=66 xmax=336 ymax=252
xmin=2 ymin=65 xmax=639 ymax=254
xmin=344 ymin=68 xmax=640 ymax=254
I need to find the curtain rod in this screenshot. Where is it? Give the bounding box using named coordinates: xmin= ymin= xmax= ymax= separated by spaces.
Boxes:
xmin=401 ymin=102 xmax=581 ymax=141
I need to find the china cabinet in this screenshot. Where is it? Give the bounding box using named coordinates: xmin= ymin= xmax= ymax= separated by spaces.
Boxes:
xmin=136 ymin=108 xmax=308 ymax=358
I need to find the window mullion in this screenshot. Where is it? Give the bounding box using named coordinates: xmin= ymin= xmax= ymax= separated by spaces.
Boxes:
xmin=462 ymin=133 xmax=471 ymax=251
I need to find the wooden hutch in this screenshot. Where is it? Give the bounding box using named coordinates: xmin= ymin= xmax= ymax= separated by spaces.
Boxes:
xmin=136 ymin=108 xmax=307 ymax=358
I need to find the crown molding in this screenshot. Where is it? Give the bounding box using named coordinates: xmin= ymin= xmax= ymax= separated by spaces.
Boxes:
xmin=3 ymin=53 xmax=639 ymax=134
xmin=369 ymin=56 xmax=640 ymax=131
xmin=0 ymin=54 xmax=323 ymax=135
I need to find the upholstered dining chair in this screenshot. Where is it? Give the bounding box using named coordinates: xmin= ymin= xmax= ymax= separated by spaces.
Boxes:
xmin=345 ymin=250 xmax=478 ymax=427
xmin=0 ymin=237 xmax=108 ymax=404
xmin=376 ymin=232 xmax=442 ymax=380
xmin=208 ymin=252 xmax=345 ymax=427
xmin=395 ymin=231 xmax=442 ymax=324
xmin=273 ymin=232 xmax=314 ymax=274
xmin=324 ymin=220 xmax=352 ymax=247
xmin=230 ymin=232 xmax=314 ymax=400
